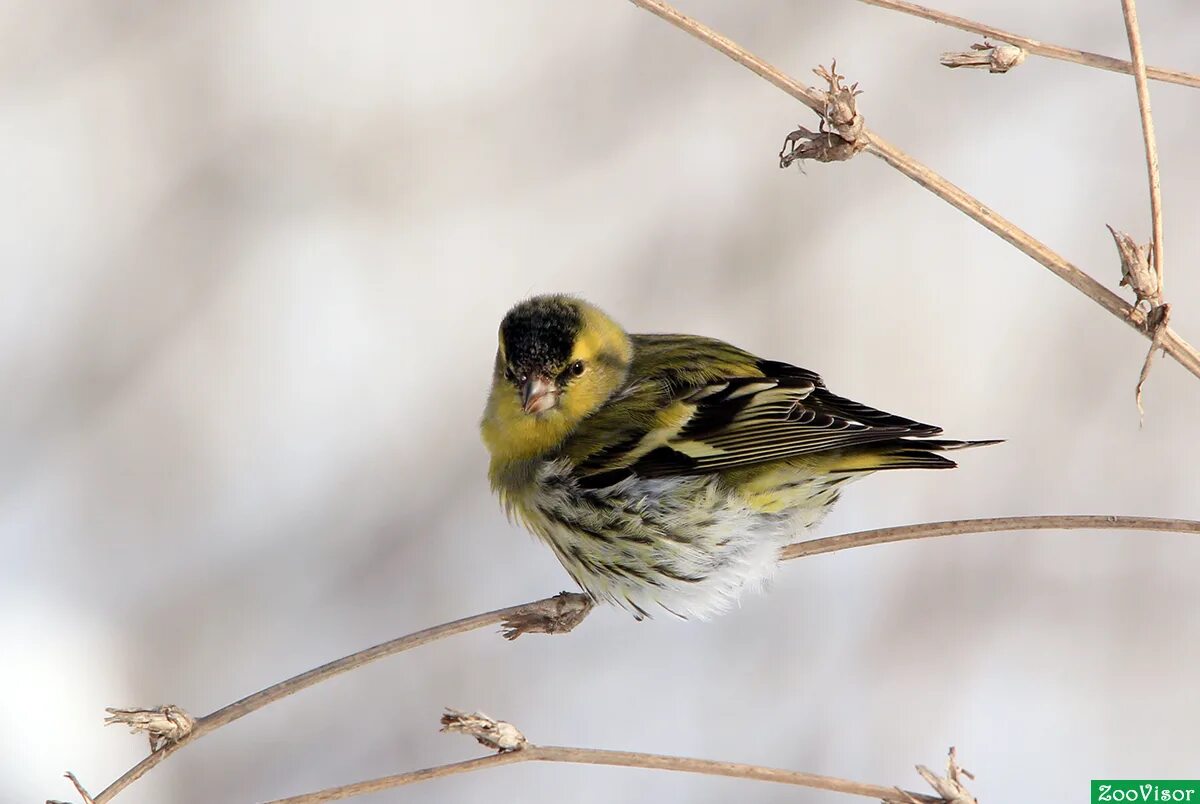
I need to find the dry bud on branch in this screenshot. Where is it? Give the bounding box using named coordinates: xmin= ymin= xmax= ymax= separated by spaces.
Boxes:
xmin=1107 ymin=225 xmax=1169 ymax=416
xmin=1108 ymin=225 xmax=1161 ymax=309
xmin=906 ymin=747 xmax=977 ymax=804
xmin=779 ymin=62 xmax=867 ymax=167
xmin=104 ymin=705 xmax=195 ymax=752
xmin=500 ymin=590 xmax=593 ymax=639
xmin=440 ymin=709 xmax=528 ymax=752
xmin=940 ymin=40 xmax=1026 ymax=73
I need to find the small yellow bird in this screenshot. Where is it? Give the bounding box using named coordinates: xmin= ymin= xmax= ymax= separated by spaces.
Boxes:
xmin=481 ymin=295 xmax=996 ymax=619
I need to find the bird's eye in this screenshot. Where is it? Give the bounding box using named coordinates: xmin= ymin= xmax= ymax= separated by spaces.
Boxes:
xmin=503 ymin=366 xmax=519 ymax=384
xmin=569 ymin=360 xmax=586 ymax=377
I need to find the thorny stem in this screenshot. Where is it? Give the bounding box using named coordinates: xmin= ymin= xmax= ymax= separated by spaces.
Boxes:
xmin=262 ymin=744 xmax=941 ymax=804
xmin=625 ymin=0 xmax=1200 ymax=382
xmin=856 ymin=0 xmax=1200 ymax=89
xmin=1119 ymin=0 xmax=1165 ymax=294
xmin=85 ymin=516 xmax=1199 ymax=802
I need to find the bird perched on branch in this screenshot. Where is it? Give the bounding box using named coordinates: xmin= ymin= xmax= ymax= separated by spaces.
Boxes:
xmin=481 ymin=295 xmax=996 ymax=620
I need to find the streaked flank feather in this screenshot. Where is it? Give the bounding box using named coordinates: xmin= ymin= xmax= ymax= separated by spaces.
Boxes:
xmin=481 ymin=295 xmax=997 ymax=619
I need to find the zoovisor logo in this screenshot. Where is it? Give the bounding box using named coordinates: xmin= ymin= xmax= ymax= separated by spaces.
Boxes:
xmin=1093 ymin=781 xmax=1200 ymax=802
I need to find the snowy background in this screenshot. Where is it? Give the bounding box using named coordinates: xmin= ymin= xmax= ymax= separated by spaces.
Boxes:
xmin=4 ymin=1 xmax=1199 ymax=802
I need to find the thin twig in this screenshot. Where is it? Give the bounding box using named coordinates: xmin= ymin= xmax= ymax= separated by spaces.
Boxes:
xmin=86 ymin=516 xmax=1200 ymax=803
xmin=263 ymin=745 xmax=940 ymax=804
xmin=856 ymin=0 xmax=1200 ymax=89
xmin=625 ymin=0 xmax=1200 ymax=382
xmin=266 ymin=710 xmax=963 ymax=803
xmin=780 ymin=515 xmax=1200 ymax=561
xmin=266 ymin=710 xmax=972 ymax=803
xmin=1118 ymin=0 xmax=1164 ymax=294
xmin=63 ymin=772 xmax=96 ymax=804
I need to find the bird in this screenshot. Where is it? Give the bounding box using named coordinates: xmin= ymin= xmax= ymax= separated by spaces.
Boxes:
xmin=480 ymin=294 xmax=996 ymax=620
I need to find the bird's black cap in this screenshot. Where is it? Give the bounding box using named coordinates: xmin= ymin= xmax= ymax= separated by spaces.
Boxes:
xmin=499 ymin=295 xmax=583 ymax=373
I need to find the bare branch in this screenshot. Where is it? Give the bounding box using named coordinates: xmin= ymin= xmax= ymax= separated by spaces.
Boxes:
xmin=780 ymin=515 xmax=1200 ymax=561
xmin=625 ymin=0 xmax=1200 ymax=382
xmin=1119 ymin=0 xmax=1164 ymax=295
xmin=857 ymin=0 xmax=1200 ymax=89
xmin=263 ymin=753 xmax=528 ymax=804
xmin=1113 ymin=0 xmax=1168 ymax=413
xmin=263 ymin=710 xmax=947 ymax=804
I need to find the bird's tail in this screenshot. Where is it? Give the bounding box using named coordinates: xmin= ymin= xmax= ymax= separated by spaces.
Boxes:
xmin=827 ymin=438 xmax=1002 ymax=473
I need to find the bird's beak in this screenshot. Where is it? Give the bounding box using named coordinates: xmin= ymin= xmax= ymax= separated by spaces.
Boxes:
xmin=521 ymin=376 xmax=557 ymax=415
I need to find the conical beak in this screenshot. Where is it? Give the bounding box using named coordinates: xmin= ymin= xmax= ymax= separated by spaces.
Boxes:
xmin=521 ymin=376 xmax=557 ymax=414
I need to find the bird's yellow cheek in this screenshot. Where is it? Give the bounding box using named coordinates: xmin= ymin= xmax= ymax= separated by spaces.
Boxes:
xmin=557 ymin=383 xmax=604 ymax=422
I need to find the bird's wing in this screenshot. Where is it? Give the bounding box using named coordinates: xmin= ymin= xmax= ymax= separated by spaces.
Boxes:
xmin=564 ymin=334 xmax=942 ymax=485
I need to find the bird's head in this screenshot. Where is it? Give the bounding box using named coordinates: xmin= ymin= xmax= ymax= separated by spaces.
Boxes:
xmin=481 ymin=295 xmax=632 ymax=462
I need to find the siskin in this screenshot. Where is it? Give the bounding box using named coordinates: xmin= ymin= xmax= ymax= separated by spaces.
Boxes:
xmin=481 ymin=295 xmax=996 ymax=619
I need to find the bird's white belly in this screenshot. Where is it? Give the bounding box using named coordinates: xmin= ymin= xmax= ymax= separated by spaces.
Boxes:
xmin=512 ymin=460 xmax=837 ymax=619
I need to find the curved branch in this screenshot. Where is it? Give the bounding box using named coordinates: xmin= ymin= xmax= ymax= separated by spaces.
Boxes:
xmin=262 ymin=745 xmax=940 ymax=804
xmin=625 ymin=0 xmax=1200 ymax=382
xmin=856 ymin=0 xmax=1200 ymax=89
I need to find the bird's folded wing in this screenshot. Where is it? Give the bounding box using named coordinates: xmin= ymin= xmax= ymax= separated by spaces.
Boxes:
xmin=570 ymin=354 xmax=942 ymax=484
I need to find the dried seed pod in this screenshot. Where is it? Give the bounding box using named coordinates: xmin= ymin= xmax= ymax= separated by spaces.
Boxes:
xmin=941 ymin=40 xmax=1027 ymax=73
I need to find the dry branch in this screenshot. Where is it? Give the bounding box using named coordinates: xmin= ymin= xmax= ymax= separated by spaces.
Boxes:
xmin=626 ymin=0 xmax=1200 ymax=384
xmin=780 ymin=515 xmax=1200 ymax=561
xmin=1119 ymin=0 xmax=1165 ymax=295
xmin=263 ymin=710 xmax=956 ymax=804
xmin=856 ymin=0 xmax=1200 ymax=88
xmin=1116 ymin=0 xmax=1169 ymax=416
xmin=74 ymin=515 xmax=1200 ymax=803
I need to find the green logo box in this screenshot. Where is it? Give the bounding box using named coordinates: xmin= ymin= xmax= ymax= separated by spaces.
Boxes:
xmin=1092 ymin=781 xmax=1200 ymax=802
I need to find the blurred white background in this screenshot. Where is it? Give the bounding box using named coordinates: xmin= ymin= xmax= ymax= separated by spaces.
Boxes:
xmin=3 ymin=1 xmax=1199 ymax=802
